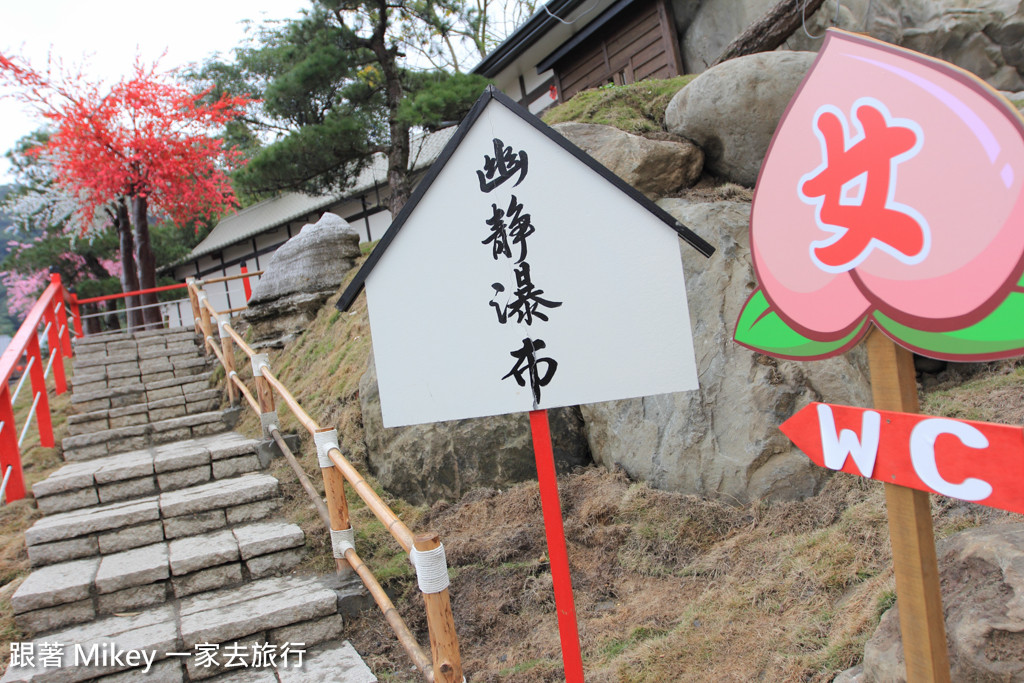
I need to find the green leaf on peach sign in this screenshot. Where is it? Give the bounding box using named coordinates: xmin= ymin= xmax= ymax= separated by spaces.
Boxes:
xmin=734 ymin=289 xmax=867 ymax=359
xmin=874 ymin=286 xmax=1024 ymax=361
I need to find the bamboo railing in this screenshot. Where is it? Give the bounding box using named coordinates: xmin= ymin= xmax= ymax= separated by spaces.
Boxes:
xmin=187 ymin=274 xmax=464 ymax=683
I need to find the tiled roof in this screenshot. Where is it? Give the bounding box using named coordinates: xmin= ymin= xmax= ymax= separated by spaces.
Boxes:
xmin=180 ymin=127 xmax=456 ymax=264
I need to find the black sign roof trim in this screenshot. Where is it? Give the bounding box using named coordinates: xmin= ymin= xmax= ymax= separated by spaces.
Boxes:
xmin=336 ymin=84 xmax=715 ymax=312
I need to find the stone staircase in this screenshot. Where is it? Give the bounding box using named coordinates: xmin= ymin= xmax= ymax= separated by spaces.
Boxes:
xmin=3 ymin=328 xmax=378 ymax=683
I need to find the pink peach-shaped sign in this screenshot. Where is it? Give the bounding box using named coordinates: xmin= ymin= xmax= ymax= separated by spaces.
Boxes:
xmin=735 ymin=29 xmax=1024 ymax=361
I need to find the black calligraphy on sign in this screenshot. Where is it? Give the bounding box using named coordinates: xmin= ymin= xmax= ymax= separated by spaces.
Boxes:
xmin=477 ymin=137 xmax=559 ymax=405
xmin=481 ymin=195 xmax=535 ymax=263
xmin=502 ymin=338 xmax=558 ymax=405
xmin=489 ymin=262 xmax=562 ymax=325
xmin=477 ymin=138 xmax=528 ymax=192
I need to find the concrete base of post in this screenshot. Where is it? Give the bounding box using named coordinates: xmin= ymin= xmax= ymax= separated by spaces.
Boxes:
xmin=256 ymin=432 xmax=302 ymax=468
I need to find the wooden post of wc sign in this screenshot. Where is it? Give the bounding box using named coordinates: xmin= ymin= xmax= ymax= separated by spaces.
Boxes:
xmin=338 ymin=86 xmax=713 ymax=681
xmin=734 ymin=28 xmax=1024 ymax=682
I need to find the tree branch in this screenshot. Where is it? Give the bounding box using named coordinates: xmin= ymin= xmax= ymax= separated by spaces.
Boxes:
xmin=711 ymin=0 xmax=828 ymax=67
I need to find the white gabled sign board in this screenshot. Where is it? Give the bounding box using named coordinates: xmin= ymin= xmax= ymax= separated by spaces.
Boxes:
xmin=338 ymin=87 xmax=712 ymax=428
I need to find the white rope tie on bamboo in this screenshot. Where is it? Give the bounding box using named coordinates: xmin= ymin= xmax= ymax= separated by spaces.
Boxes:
xmin=228 ymin=370 xmax=238 ymax=380
xmin=217 ymin=315 xmax=231 ymax=339
xmin=314 ymin=429 xmax=340 ymax=469
xmin=330 ymin=526 xmax=355 ymax=559
xmin=251 ymin=353 xmax=270 ymax=377
xmin=409 ymin=544 xmax=450 ymax=594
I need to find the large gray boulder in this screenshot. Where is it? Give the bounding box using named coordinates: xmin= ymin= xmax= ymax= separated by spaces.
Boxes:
xmin=359 ymin=353 xmax=593 ymax=506
xmin=579 ymin=199 xmax=872 ymax=504
xmin=552 ymin=122 xmax=704 ymax=199
xmin=682 ymin=0 xmax=1024 ymax=91
xmin=243 ymin=213 xmax=361 ymax=348
xmin=665 ymin=51 xmax=815 ymax=187
xmin=852 ymin=522 xmax=1024 ymax=682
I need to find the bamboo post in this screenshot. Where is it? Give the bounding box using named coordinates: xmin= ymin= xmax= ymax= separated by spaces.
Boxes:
xmin=414 ymin=532 xmax=464 ymax=683
xmin=217 ymin=315 xmax=238 ymax=406
xmin=198 ymin=297 xmax=214 ymax=354
xmin=186 ymin=281 xmax=202 ymax=338
xmin=866 ymin=328 xmax=950 ymax=682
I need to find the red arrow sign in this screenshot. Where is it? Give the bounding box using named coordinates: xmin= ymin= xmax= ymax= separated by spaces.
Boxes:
xmin=781 ymin=402 xmax=1024 ymax=514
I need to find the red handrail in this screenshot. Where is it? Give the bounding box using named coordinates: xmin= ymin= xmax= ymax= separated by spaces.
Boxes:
xmin=0 ymin=273 xmax=73 ymax=502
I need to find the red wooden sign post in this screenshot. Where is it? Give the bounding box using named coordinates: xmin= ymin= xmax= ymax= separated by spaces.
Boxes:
xmin=529 ymin=410 xmax=584 ymax=682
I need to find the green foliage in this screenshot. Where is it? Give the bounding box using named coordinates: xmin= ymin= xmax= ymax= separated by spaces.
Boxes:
xmin=542 ymin=75 xmax=695 ymax=135
xmin=397 ymin=71 xmax=491 ymax=129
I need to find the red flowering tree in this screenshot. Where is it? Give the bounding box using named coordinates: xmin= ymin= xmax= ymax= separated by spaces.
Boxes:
xmin=0 ymin=55 xmax=251 ymax=326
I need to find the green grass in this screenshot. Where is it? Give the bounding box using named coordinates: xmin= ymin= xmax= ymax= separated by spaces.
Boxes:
xmin=542 ymin=75 xmax=695 ymax=135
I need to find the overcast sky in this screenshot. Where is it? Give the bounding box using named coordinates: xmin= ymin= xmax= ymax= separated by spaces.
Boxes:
xmin=0 ymin=0 xmax=312 ymax=184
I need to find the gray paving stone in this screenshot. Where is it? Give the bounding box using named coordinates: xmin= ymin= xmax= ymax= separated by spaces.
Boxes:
xmin=153 ymin=444 xmax=210 ymax=473
xmin=167 ymin=341 xmax=200 ymax=354
xmin=13 ymin=597 xmax=95 ymax=636
xmin=147 ymin=386 xmax=184 ymax=402
xmin=148 ymin=395 xmax=186 ymax=410
xmin=98 ymin=477 xmax=158 ymax=504
xmin=142 ymin=371 xmax=175 ymax=384
xmin=95 ymin=583 xmax=169 ymax=615
xmin=108 ymin=404 xmax=147 ymax=419
xmin=213 ymin=455 xmax=261 ymax=480
xmin=4 ymin=606 xmax=179 ymax=682
xmin=35 ymin=488 xmax=100 ymax=515
xmin=11 ymin=557 xmax=100 ymax=613
xmin=62 ymin=442 xmax=109 ymax=460
xmin=160 ymin=474 xmax=278 ymax=518
xmin=26 ymin=497 xmax=160 ymax=546
xmin=233 ymin=522 xmax=304 ymax=561
xmin=154 ymin=427 xmax=191 ymax=443
xmin=139 ymin=359 xmax=173 ymax=373
xmin=187 ymin=398 xmax=221 ymax=415
xmin=172 ymin=562 xmax=243 ymax=598
xmin=268 ymin=614 xmax=345 ymax=651
xmin=95 ymin=543 xmax=169 ymax=594
xmin=276 ymin=642 xmax=377 ymax=683
xmin=93 ymin=450 xmax=155 ymax=484
xmin=169 ymin=529 xmax=239 ymax=575
xmin=107 ymin=365 xmax=141 ymax=381
xmin=179 ymin=575 xmax=338 ymax=648
xmin=67 ymin=416 xmax=109 ymax=436
xmin=185 ymin=637 xmax=270 ymax=682
xmin=70 ymin=398 xmax=111 ymax=413
xmin=163 ymin=509 xmax=227 ymax=539
xmin=110 ymin=389 xmax=146 ymax=408
xmin=62 ymin=425 xmax=148 ymax=450
xmin=147 ymin=372 xmax=212 ymax=391
xmin=97 ymin=521 xmax=165 ymax=555
xmin=67 ymin=389 xmax=107 ymax=407
xmin=193 ymin=421 xmax=228 ymax=438
xmin=139 ymin=346 xmax=172 ymax=361
xmin=200 ymin=434 xmax=260 ymax=461
xmin=246 ymin=548 xmax=304 ymax=579
xmin=32 ymin=462 xmax=100 ymax=497
xmin=202 ymin=666 xmax=277 ymax=682
xmin=181 ymin=379 xmax=213 ymax=394
xmin=67 ymin=408 xmax=111 ymax=425
xmin=152 ymin=412 xmax=222 ymax=434
xmin=225 ymin=499 xmax=280 ymax=525
xmin=157 ymin=466 xmax=212 ymax=491
xmin=109 ymin=412 xmax=149 ymax=429
xmin=27 ymin=537 xmax=99 ymax=567
xmin=173 ymin=357 xmax=207 ymax=371
xmin=150 ymin=405 xmax=188 ymax=421
xmin=93 ymin=658 xmax=183 ymax=683
xmin=107 ymin=375 xmax=143 ymax=389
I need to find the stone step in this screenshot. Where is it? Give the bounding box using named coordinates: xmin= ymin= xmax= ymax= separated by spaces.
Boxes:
xmin=61 ymin=409 xmax=231 ymax=462
xmin=32 ymin=433 xmax=265 ymax=514
xmin=25 ymin=473 xmax=282 ymax=567
xmin=1 ymin=576 xmax=374 ymax=683
xmin=69 ymin=372 xmax=214 ymax=417
xmin=12 ymin=521 xmax=307 ymax=632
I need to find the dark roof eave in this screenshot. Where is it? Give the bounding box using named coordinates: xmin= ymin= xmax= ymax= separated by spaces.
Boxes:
xmin=472 ymin=0 xmax=591 ymax=77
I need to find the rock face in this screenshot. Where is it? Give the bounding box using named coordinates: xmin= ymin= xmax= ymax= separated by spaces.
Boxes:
xmin=552 ymin=122 xmax=704 ymax=199
xmin=665 ymin=51 xmax=816 ymax=187
xmin=681 ymin=0 xmax=1024 ymax=91
xmin=243 ymin=213 xmax=361 ymax=348
xmin=579 ymin=199 xmax=872 ymax=504
xmin=359 ymin=353 xmax=593 ymax=505
xmin=855 ymin=523 xmax=1024 ymax=682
